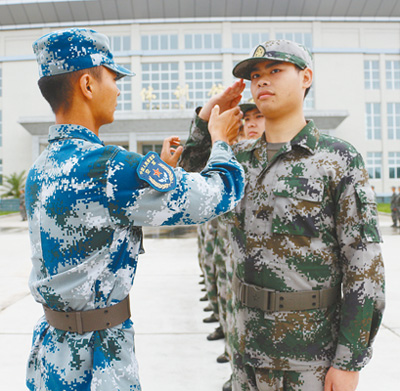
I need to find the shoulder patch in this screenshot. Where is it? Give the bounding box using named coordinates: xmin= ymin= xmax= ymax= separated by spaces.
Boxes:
xmin=137 ymin=152 xmax=177 ymax=192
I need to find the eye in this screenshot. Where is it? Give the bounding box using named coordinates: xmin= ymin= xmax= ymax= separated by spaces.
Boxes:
xmin=250 ymin=73 xmax=260 ymax=80
xmin=271 ymin=68 xmax=281 ymax=74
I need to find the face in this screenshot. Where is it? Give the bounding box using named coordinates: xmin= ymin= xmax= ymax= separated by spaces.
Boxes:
xmin=243 ymin=108 xmax=265 ymax=139
xmin=92 ymin=67 xmax=121 ymax=127
xmin=249 ymin=60 xmax=312 ymax=119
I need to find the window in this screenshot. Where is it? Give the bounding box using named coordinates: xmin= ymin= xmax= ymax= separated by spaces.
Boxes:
xmin=0 ymin=110 xmax=2 ymax=147
xmin=232 ymin=32 xmax=270 ymax=49
xmin=0 ymin=65 xmax=2 ymax=97
xmin=116 ymin=64 xmax=132 ymax=112
xmin=275 ymin=32 xmax=312 ymax=48
xmin=184 ymin=34 xmax=222 ymax=50
xmin=0 ymin=159 xmax=2 ymax=185
xmin=109 ymin=36 xmax=131 ymax=52
xmin=386 ymin=60 xmax=400 ymax=90
xmin=366 ymin=152 xmax=382 ymax=179
xmin=185 ymin=61 xmax=223 ymax=109
xmin=389 ymin=152 xmax=400 ymax=179
xmin=388 ymin=103 xmax=400 ymax=140
xmin=142 ymin=143 xmax=162 ymax=155
xmin=365 ymin=103 xmax=381 ymax=140
xmin=364 ymin=60 xmax=380 ymax=90
xmin=141 ymin=62 xmax=179 ymax=110
xmin=141 ymin=34 xmax=178 ymax=51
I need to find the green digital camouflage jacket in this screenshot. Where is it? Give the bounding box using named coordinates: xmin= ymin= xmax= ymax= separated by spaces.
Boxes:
xmin=180 ymin=115 xmax=385 ymax=372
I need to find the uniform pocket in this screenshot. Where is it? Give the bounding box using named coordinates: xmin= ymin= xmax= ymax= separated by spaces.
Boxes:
xmin=355 ymin=184 xmax=382 ymax=243
xmin=272 ymin=177 xmax=324 ymax=237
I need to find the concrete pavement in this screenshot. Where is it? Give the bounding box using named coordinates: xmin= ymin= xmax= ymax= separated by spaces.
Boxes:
xmin=0 ymin=213 xmax=399 ymax=390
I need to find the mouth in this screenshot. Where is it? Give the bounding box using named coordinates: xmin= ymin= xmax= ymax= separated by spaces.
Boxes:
xmin=257 ymin=90 xmax=274 ymax=100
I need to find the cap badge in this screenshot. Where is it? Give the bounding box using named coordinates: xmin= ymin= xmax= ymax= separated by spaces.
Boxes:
xmin=253 ymin=45 xmax=266 ymax=58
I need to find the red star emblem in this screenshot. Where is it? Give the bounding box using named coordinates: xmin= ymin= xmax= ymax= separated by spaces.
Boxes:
xmin=153 ymin=168 xmax=161 ymax=177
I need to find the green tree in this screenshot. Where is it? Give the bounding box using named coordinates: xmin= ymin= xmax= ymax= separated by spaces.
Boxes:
xmin=1 ymin=171 xmax=26 ymax=199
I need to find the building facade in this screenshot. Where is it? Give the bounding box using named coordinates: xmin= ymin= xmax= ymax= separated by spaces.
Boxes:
xmin=0 ymin=1 xmax=399 ymax=197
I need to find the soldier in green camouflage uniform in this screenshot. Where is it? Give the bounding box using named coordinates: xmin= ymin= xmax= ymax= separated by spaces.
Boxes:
xmin=180 ymin=40 xmax=385 ymax=391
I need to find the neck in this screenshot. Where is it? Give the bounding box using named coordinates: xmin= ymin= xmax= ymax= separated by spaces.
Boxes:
xmin=55 ymin=105 xmax=99 ymax=136
xmin=264 ymin=111 xmax=307 ymax=143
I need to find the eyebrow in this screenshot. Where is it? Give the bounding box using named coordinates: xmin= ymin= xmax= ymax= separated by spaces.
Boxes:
xmin=250 ymin=61 xmax=283 ymax=73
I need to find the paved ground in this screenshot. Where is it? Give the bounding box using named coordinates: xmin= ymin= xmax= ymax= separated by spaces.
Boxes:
xmin=0 ymin=212 xmax=399 ymax=390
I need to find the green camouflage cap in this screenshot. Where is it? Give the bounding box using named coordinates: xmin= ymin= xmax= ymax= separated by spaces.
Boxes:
xmin=239 ymin=103 xmax=258 ymax=115
xmin=233 ymin=39 xmax=313 ymax=80
xmin=33 ymin=28 xmax=135 ymax=80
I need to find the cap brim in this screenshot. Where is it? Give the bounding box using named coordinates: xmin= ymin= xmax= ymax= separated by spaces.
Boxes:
xmin=233 ymin=57 xmax=275 ymax=80
xmin=104 ymin=63 xmax=135 ymax=80
xmin=233 ymin=55 xmax=308 ymax=80
xmin=239 ymin=103 xmax=258 ymax=115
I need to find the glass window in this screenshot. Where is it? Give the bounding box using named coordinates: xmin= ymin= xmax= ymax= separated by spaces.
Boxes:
xmin=0 ymin=158 xmax=2 ymax=185
xmin=232 ymin=32 xmax=270 ymax=49
xmin=364 ymin=60 xmax=380 ymax=89
xmin=116 ymin=64 xmax=132 ymax=112
xmin=185 ymin=61 xmax=223 ymax=109
xmin=141 ymin=34 xmax=178 ymax=51
xmin=141 ymin=62 xmax=179 ymax=110
xmin=142 ymin=144 xmax=162 ymax=155
xmin=389 ymin=152 xmax=400 ymax=179
xmin=0 ymin=110 xmax=2 ymax=147
xmin=109 ymin=36 xmax=131 ymax=52
xmin=0 ymin=65 xmax=2 ymax=97
xmin=184 ymin=34 xmax=222 ymax=50
xmin=387 ymin=103 xmax=400 ymax=140
xmin=275 ymin=32 xmax=312 ymax=48
xmin=365 ymin=103 xmax=381 ymax=140
xmin=386 ymin=60 xmax=400 ymax=90
xmin=366 ymin=152 xmax=382 ymax=179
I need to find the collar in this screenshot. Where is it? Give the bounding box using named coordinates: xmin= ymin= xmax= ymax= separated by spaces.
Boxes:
xmin=247 ymin=119 xmax=319 ymax=154
xmin=48 ymin=124 xmax=104 ymax=146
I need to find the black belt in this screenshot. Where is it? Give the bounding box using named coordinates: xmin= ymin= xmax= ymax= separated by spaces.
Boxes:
xmin=43 ymin=296 xmax=131 ymax=334
xmin=232 ymin=275 xmax=341 ymax=312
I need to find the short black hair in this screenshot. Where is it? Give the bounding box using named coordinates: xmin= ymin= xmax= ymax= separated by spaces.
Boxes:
xmin=38 ymin=66 xmax=103 ymax=114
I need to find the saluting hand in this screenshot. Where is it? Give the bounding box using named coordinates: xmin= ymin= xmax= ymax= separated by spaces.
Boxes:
xmin=199 ymin=79 xmax=246 ymax=122
xmin=160 ymin=136 xmax=183 ymax=168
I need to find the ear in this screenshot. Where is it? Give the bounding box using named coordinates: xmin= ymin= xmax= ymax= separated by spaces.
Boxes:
xmin=302 ymin=68 xmax=313 ymax=89
xmin=79 ymin=73 xmax=95 ymax=100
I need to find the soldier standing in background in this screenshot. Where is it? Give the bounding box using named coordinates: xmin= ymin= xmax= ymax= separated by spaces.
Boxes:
xmin=25 ymin=28 xmax=245 ymax=391
xmin=180 ymin=40 xmax=385 ymax=391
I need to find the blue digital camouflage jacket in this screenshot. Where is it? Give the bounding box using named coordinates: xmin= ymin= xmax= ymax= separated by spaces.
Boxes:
xmin=25 ymin=124 xmax=244 ymax=391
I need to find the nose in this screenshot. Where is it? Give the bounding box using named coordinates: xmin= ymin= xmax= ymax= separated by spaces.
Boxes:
xmin=257 ymin=78 xmax=270 ymax=87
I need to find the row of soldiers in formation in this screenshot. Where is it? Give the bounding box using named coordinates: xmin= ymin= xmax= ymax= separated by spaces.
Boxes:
xmin=390 ymin=186 xmax=400 ymax=228
xmin=196 ymin=103 xmax=264 ymax=391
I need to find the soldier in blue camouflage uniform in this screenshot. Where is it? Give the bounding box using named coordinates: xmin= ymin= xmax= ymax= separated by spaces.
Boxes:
xmin=180 ymin=40 xmax=385 ymax=391
xmin=25 ymin=28 xmax=244 ymax=391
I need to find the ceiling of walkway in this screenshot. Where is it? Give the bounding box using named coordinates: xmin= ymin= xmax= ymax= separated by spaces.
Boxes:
xmin=0 ymin=0 xmax=399 ymax=28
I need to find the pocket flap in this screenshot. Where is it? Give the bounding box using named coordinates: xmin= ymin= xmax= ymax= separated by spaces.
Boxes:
xmin=274 ymin=177 xmax=324 ymax=202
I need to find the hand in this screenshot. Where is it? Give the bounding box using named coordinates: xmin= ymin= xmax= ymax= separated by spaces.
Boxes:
xmin=199 ymin=80 xmax=246 ymax=122
xmin=209 ymin=105 xmax=243 ymax=144
xmin=160 ymin=136 xmax=183 ymax=168
xmin=324 ymin=367 xmax=359 ymax=391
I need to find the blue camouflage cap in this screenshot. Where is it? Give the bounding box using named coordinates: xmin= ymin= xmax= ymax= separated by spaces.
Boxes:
xmin=233 ymin=39 xmax=313 ymax=80
xmin=33 ymin=28 xmax=135 ymax=80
